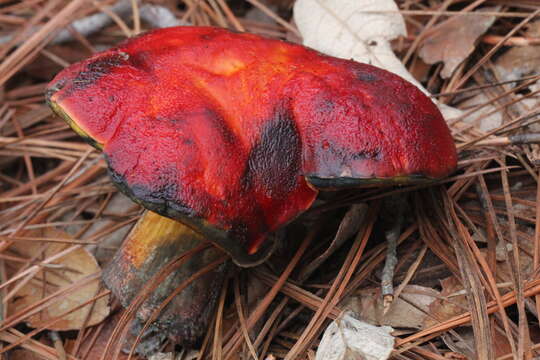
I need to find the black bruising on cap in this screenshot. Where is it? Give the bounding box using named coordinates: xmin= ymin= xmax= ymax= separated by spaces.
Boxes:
xmin=71 ymin=53 xmax=127 ymax=91
xmin=245 ymin=102 xmax=302 ymax=199
xmin=351 ymin=148 xmax=382 ymax=161
xmin=105 ymin=156 xmax=277 ymax=267
xmin=106 ymin=158 xmax=195 ymax=220
xmin=354 ymin=69 xmax=379 ymax=82
xmin=45 ymin=78 xmax=66 ymax=105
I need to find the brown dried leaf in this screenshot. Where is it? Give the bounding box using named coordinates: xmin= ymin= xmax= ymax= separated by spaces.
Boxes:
xmin=424 ymin=276 xmax=468 ymax=328
xmin=442 ymin=326 xmax=513 ymax=358
xmin=352 ymin=285 xmax=438 ymax=329
xmin=9 ymin=228 xmax=110 ymax=331
xmin=495 ymin=231 xmax=534 ymax=285
xmin=419 ymin=7 xmax=499 ymax=78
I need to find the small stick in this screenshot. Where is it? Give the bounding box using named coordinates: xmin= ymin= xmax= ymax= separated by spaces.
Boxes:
xmin=472 ymin=133 xmax=540 ymax=147
xmin=482 ymin=34 xmax=540 ymax=46
xmin=381 ymin=194 xmax=405 ymax=314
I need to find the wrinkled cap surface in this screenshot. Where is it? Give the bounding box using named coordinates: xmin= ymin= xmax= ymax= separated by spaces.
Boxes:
xmin=46 ymin=26 xmax=457 ymax=266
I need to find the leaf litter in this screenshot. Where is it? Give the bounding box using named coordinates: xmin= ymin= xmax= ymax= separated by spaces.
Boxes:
xmin=8 ymin=227 xmax=110 ymax=331
xmin=0 ymin=0 xmax=540 ymax=359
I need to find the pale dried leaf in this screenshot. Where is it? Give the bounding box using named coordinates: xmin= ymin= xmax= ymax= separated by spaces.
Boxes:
xmin=460 ymin=92 xmax=503 ymax=132
xmin=139 ymin=4 xmax=190 ymax=28
xmin=419 ymin=7 xmax=499 ymax=78
xmin=9 ymin=228 xmax=110 ymax=331
xmin=494 ymin=21 xmax=540 ymax=82
xmin=520 ymin=81 xmax=540 ymax=115
xmin=294 ymin=0 xmax=409 ymax=82
xmin=316 ymin=312 xmax=394 ymax=360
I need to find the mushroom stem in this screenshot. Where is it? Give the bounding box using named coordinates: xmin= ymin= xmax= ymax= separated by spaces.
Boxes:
xmin=103 ymin=210 xmax=228 ymax=348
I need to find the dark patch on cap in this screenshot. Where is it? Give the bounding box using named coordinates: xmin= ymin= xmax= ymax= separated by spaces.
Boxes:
xmin=45 ymin=78 xmax=66 ymax=105
xmin=72 ymin=53 xmax=127 ymax=90
xmin=105 ymin=154 xmax=277 ymax=268
xmin=244 ymin=102 xmax=302 ymax=198
xmin=354 ymin=69 xmax=378 ymax=82
xmin=106 ymin=159 xmax=195 ymax=219
xmin=351 ymin=149 xmax=382 ymax=160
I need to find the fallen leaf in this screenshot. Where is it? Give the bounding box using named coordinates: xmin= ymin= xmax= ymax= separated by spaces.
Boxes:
xmin=460 ymin=92 xmax=503 ymax=132
xmin=293 ymin=0 xmax=463 ymax=121
xmin=8 ymin=228 xmax=110 ymax=331
xmin=494 ymin=21 xmax=540 ymax=82
xmin=495 ymin=227 xmax=534 ymax=284
xmin=352 ymin=285 xmax=439 ymax=329
xmin=316 ymin=312 xmax=394 ymax=360
xmin=441 ymin=327 xmax=476 ymax=358
xmin=419 ymin=7 xmax=499 ymax=78
xmin=442 ymin=326 xmax=513 ymax=358
xmin=294 ymin=0 xmax=409 ymax=83
xmin=424 ymin=276 xmax=468 ymax=328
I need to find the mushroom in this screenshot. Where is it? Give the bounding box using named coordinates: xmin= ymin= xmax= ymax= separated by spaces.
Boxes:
xmin=46 ymin=26 xmax=457 ymax=346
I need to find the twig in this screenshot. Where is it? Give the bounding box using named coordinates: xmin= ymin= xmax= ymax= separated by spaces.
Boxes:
xmin=381 ymin=194 xmax=405 ymax=313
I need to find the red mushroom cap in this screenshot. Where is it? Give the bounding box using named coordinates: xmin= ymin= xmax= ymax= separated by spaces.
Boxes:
xmin=47 ymin=26 xmax=457 ymax=266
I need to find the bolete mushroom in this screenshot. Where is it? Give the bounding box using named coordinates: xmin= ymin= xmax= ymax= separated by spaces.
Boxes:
xmin=46 ymin=26 xmax=457 ymax=346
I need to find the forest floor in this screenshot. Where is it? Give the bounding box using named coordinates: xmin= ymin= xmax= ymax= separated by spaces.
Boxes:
xmin=1 ymin=1 xmax=540 ymax=359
